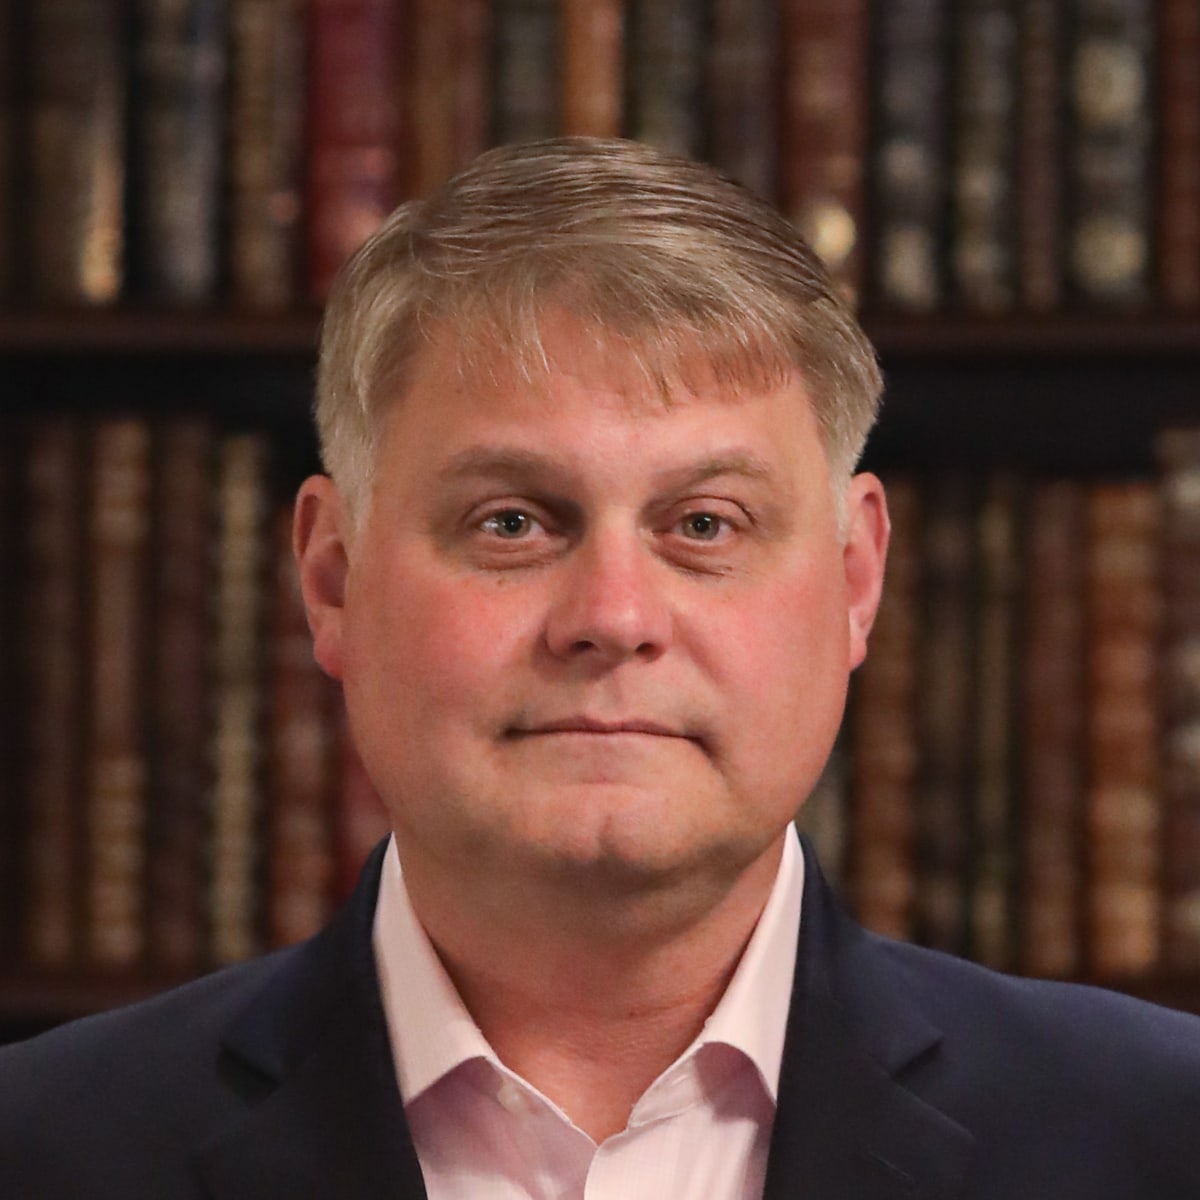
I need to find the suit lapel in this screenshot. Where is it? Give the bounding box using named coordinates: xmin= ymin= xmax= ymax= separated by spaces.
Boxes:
xmin=763 ymin=842 xmax=974 ymax=1199
xmin=195 ymin=843 xmax=429 ymax=1200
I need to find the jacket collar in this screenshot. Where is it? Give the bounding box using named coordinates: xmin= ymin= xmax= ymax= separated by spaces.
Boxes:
xmin=763 ymin=839 xmax=974 ymax=1199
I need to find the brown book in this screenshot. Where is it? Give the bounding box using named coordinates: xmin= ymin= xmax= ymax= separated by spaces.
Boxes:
xmin=209 ymin=433 xmax=272 ymax=964
xmin=561 ymin=0 xmax=624 ymax=139
xmin=28 ymin=0 xmax=127 ymax=303
xmin=410 ymin=0 xmax=460 ymax=196
xmin=1020 ymin=480 xmax=1087 ymax=979
xmin=229 ymin=0 xmax=307 ymax=308
xmin=914 ymin=473 xmax=976 ymax=955
xmin=950 ymin=0 xmax=1018 ymax=312
xmin=85 ymin=418 xmax=153 ymax=970
xmin=20 ymin=420 xmax=87 ymax=970
xmin=146 ymin=418 xmax=214 ymax=975
xmin=130 ymin=0 xmax=226 ymax=303
xmin=334 ymin=700 xmax=391 ymax=902
xmin=1157 ymin=0 xmax=1200 ymax=310
xmin=306 ymin=0 xmax=404 ymax=301
xmin=626 ymin=0 xmax=706 ymax=157
xmin=492 ymin=0 xmax=559 ymax=142
xmin=779 ymin=0 xmax=870 ymax=303
xmin=707 ymin=0 xmax=780 ymax=201
xmin=1016 ymin=0 xmax=1065 ymax=311
xmin=969 ymin=473 xmax=1022 ymax=969
xmin=0 ymin=0 xmax=17 ymax=298
xmin=1155 ymin=430 xmax=1200 ymax=970
xmin=847 ymin=477 xmax=921 ymax=941
xmin=1085 ymin=481 xmax=1161 ymax=979
xmin=1066 ymin=0 xmax=1155 ymax=307
xmin=869 ymin=0 xmax=951 ymax=311
xmin=266 ymin=506 xmax=337 ymax=948
xmin=452 ymin=0 xmax=493 ymax=170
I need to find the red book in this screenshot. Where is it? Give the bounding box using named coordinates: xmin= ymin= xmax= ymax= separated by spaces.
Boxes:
xmin=306 ymin=0 xmax=404 ymax=301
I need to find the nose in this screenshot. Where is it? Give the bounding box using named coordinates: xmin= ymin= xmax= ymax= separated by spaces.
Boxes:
xmin=543 ymin=530 xmax=672 ymax=664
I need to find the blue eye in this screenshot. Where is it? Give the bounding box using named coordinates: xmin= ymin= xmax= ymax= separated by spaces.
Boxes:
xmin=482 ymin=510 xmax=534 ymax=538
xmin=682 ymin=512 xmax=724 ymax=540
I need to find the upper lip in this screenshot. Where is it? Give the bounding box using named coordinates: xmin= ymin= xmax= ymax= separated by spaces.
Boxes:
xmin=514 ymin=717 xmax=689 ymax=738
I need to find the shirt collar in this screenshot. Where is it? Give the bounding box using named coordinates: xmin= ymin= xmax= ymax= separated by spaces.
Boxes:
xmin=372 ymin=827 xmax=804 ymax=1107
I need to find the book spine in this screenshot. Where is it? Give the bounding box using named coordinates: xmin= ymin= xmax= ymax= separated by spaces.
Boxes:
xmin=969 ymin=473 xmax=1022 ymax=969
xmin=492 ymin=0 xmax=560 ymax=143
xmin=85 ymin=418 xmax=153 ymax=970
xmin=707 ymin=0 xmax=781 ymax=201
xmin=779 ymin=0 xmax=870 ymax=302
xmin=410 ymin=0 xmax=460 ymax=196
xmin=146 ymin=418 xmax=214 ymax=974
xmin=131 ymin=0 xmax=227 ymax=303
xmin=20 ymin=421 xmax=87 ymax=970
xmin=1155 ymin=430 xmax=1200 ymax=970
xmin=950 ymin=0 xmax=1019 ymax=311
xmin=306 ymin=0 xmax=403 ymax=301
xmin=209 ymin=433 xmax=271 ymax=963
xmin=1020 ymin=480 xmax=1087 ymax=979
xmin=869 ymin=0 xmax=952 ymax=311
xmin=452 ymin=0 xmax=493 ymax=170
xmin=626 ymin=0 xmax=707 ymax=158
xmin=1085 ymin=481 xmax=1161 ymax=979
xmin=1016 ymin=0 xmax=1065 ymax=311
xmin=1156 ymin=0 xmax=1200 ymax=310
xmin=267 ymin=507 xmax=337 ymax=947
xmin=1066 ymin=0 xmax=1155 ymax=307
xmin=848 ymin=477 xmax=920 ymax=940
xmin=914 ymin=473 xmax=976 ymax=955
xmin=560 ymin=0 xmax=624 ymax=139
xmin=228 ymin=0 xmax=307 ymax=308
xmin=28 ymin=0 xmax=127 ymax=303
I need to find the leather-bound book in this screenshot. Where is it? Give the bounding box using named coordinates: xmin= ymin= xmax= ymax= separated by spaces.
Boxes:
xmin=626 ymin=0 xmax=706 ymax=158
xmin=561 ymin=0 xmax=624 ymax=138
xmin=492 ymin=0 xmax=559 ymax=142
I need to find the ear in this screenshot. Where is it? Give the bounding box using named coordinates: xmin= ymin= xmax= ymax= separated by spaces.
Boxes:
xmin=842 ymin=472 xmax=890 ymax=670
xmin=293 ymin=474 xmax=351 ymax=681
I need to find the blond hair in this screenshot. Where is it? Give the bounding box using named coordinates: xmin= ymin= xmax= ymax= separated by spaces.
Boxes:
xmin=316 ymin=137 xmax=882 ymax=513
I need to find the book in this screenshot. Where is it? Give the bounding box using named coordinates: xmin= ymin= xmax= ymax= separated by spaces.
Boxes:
xmin=1156 ymin=0 xmax=1200 ymax=310
xmin=85 ymin=417 xmax=153 ymax=969
xmin=266 ymin=507 xmax=337 ymax=948
xmin=452 ymin=0 xmax=493 ymax=170
xmin=1085 ymin=481 xmax=1161 ymax=979
xmin=1066 ymin=0 xmax=1155 ymax=307
xmin=492 ymin=0 xmax=559 ymax=143
xmin=1015 ymin=0 xmax=1065 ymax=311
xmin=950 ymin=0 xmax=1018 ymax=311
xmin=410 ymin=0 xmax=461 ymax=196
xmin=306 ymin=0 xmax=404 ymax=301
xmin=626 ymin=0 xmax=707 ymax=157
xmin=146 ymin=418 xmax=214 ymax=974
xmin=707 ymin=0 xmax=780 ymax=201
xmin=28 ymin=0 xmax=127 ymax=303
xmin=869 ymin=0 xmax=952 ymax=311
xmin=1155 ymin=430 xmax=1200 ymax=971
xmin=209 ymin=433 xmax=272 ymax=964
xmin=779 ymin=0 xmax=870 ymax=302
xmin=1020 ymin=480 xmax=1087 ymax=979
xmin=561 ymin=0 xmax=624 ymax=139
xmin=20 ymin=421 xmax=87 ymax=970
xmin=130 ymin=0 xmax=227 ymax=303
xmin=847 ymin=476 xmax=920 ymax=941
xmin=228 ymin=0 xmax=307 ymax=308
xmin=798 ymin=734 xmax=849 ymax=888
xmin=334 ymin=701 xmax=391 ymax=902
xmin=0 ymin=0 xmax=17 ymax=297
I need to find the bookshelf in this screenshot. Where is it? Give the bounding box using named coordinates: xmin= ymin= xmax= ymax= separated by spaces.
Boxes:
xmin=4 ymin=1 xmax=1200 ymax=1042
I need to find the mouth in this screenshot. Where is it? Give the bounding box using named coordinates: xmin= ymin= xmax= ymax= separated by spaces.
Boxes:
xmin=507 ymin=717 xmax=699 ymax=743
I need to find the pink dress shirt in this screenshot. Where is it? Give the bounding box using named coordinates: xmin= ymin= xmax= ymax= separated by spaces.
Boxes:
xmin=372 ymin=828 xmax=804 ymax=1200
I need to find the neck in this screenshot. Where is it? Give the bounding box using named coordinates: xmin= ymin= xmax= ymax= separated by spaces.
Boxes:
xmin=399 ymin=837 xmax=786 ymax=1141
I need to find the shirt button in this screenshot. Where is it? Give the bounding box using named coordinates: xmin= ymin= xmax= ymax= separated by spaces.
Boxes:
xmin=496 ymin=1077 xmax=533 ymax=1115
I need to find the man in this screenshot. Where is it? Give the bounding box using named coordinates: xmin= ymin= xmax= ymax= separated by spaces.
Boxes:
xmin=2 ymin=138 xmax=1198 ymax=1198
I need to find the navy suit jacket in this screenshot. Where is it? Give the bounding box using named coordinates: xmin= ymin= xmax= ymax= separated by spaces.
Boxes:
xmin=3 ymin=839 xmax=1199 ymax=1198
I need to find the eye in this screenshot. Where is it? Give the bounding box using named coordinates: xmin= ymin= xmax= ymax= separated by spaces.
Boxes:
xmin=480 ymin=508 xmax=537 ymax=538
xmin=680 ymin=511 xmax=726 ymax=541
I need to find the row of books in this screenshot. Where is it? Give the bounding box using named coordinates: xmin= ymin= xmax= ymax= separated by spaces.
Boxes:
xmin=0 ymin=0 xmax=1196 ymax=313
xmin=0 ymin=415 xmax=391 ymax=979
xmin=800 ymin=438 xmax=1200 ymax=986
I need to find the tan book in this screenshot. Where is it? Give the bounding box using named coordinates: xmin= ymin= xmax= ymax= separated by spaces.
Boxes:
xmin=267 ymin=507 xmax=337 ymax=948
xmin=85 ymin=418 xmax=153 ymax=969
xmin=847 ymin=477 xmax=920 ymax=942
xmin=1020 ymin=480 xmax=1087 ymax=979
xmin=561 ymin=0 xmax=624 ymax=138
xmin=1085 ymin=481 xmax=1161 ymax=979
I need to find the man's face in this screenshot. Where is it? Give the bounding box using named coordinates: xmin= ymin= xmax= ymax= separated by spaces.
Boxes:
xmin=298 ymin=316 xmax=887 ymax=899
